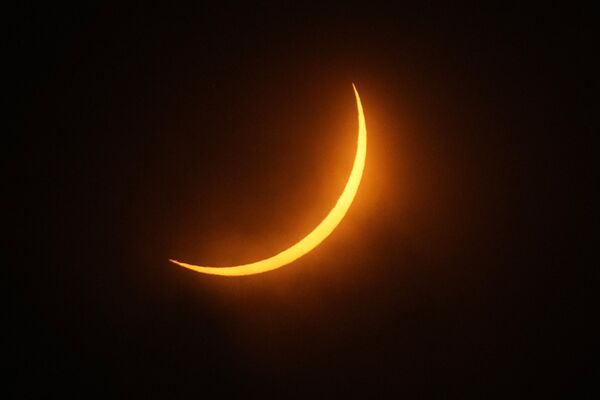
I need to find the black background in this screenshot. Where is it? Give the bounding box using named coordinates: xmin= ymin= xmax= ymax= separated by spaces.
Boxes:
xmin=12 ymin=3 xmax=595 ymax=397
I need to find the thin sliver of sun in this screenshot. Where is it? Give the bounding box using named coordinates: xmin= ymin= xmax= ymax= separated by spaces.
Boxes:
xmin=170 ymin=83 xmax=367 ymax=276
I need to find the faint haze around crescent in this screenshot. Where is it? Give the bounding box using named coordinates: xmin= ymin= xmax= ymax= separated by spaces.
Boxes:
xmin=169 ymin=84 xmax=367 ymax=276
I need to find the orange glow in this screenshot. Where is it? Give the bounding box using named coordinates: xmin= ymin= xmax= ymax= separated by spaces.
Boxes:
xmin=169 ymin=84 xmax=367 ymax=276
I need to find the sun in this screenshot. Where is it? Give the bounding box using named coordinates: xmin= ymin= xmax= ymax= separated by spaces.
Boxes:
xmin=170 ymin=84 xmax=367 ymax=276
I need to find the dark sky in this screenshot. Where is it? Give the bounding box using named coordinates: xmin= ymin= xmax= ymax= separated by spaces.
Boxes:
xmin=12 ymin=4 xmax=594 ymax=397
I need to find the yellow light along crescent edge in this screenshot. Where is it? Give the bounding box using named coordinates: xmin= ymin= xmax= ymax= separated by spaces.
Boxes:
xmin=169 ymin=83 xmax=367 ymax=276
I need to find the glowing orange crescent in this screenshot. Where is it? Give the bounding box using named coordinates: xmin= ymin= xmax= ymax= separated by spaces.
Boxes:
xmin=169 ymin=84 xmax=367 ymax=276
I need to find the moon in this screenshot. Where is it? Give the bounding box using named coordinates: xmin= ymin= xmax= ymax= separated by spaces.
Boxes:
xmin=169 ymin=84 xmax=367 ymax=276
